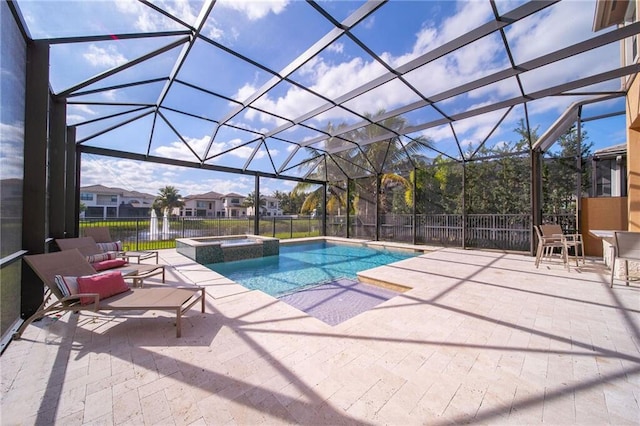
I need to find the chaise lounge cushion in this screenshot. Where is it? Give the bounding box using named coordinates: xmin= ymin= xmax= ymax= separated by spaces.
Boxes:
xmin=77 ymin=271 xmax=130 ymax=304
xmin=91 ymin=258 xmax=128 ymax=271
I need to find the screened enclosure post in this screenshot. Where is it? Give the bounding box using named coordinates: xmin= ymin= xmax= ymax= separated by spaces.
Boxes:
xmin=290 ymin=217 xmax=293 ymax=238
xmin=461 ymin=163 xmax=467 ymax=249
xmin=65 ymin=126 xmax=78 ymax=237
xmin=412 ymin=168 xmax=417 ymax=245
xmin=375 ymin=174 xmax=381 ymax=241
xmin=346 ymin=178 xmax=351 ymax=239
xmin=272 ymin=217 xmax=276 ymax=237
xmin=322 ymin=182 xmax=327 ymax=236
xmin=254 ymin=176 xmax=260 ymax=236
xmin=531 ymin=149 xmax=543 ymax=256
xmin=75 ymin=149 xmax=82 ymax=237
xmin=576 ymin=109 xmax=583 ymax=235
xmin=49 ymin=100 xmax=67 ymax=240
xmin=135 ymin=219 xmax=140 ymax=251
xmin=21 ymin=40 xmax=50 ymax=319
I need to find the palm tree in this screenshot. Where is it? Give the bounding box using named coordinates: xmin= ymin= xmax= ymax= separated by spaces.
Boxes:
xmin=242 ymin=191 xmax=266 ymax=216
xmin=153 ymin=185 xmax=184 ymax=216
xmin=293 ymin=111 xmax=432 ymax=216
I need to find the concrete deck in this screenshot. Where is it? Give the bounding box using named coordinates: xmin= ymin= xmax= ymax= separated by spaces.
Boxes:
xmin=2 ymin=245 xmax=639 ymax=425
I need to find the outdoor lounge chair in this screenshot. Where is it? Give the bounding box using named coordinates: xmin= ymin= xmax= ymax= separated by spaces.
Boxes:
xmin=83 ymin=226 xmax=158 ymax=264
xmin=56 ymin=237 xmax=165 ymax=287
xmin=15 ymin=248 xmax=205 ymax=338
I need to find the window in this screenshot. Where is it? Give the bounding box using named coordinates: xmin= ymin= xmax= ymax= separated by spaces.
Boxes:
xmin=594 ymin=158 xmax=627 ymax=197
xmin=196 ymin=201 xmax=207 ymax=208
xmin=111 ymin=195 xmax=118 ymax=203
xmin=231 ymin=198 xmax=239 ymax=204
xmin=80 ymin=192 xmax=93 ymax=201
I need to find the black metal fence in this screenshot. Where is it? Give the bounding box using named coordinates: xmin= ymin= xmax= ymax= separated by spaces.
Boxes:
xmin=80 ymin=216 xmax=322 ymax=251
xmin=81 ymin=213 xmax=576 ymax=253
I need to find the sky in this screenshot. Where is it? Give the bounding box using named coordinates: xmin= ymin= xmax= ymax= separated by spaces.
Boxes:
xmin=6 ymin=0 xmax=631 ymax=198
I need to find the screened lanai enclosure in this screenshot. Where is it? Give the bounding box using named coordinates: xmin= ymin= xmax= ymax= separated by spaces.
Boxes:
xmin=2 ymin=0 xmax=639 ymax=338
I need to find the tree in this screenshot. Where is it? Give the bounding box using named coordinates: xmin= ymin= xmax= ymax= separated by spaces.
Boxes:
xmin=542 ymin=125 xmax=593 ymax=216
xmin=464 ymin=119 xmax=533 ymax=214
xmin=243 ymin=191 xmax=266 ymax=215
xmin=273 ymin=190 xmax=306 ymax=215
xmin=153 ymin=185 xmax=184 ymax=215
xmin=293 ymin=110 xmax=432 ymax=216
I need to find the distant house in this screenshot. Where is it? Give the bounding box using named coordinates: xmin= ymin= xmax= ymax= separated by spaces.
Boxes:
xmin=177 ymin=192 xmax=248 ymax=218
xmin=80 ymin=185 xmax=155 ymax=218
xmin=591 ymin=143 xmax=627 ymax=197
xmin=222 ymin=193 xmax=247 ymax=218
xmin=178 ymin=191 xmax=224 ymax=217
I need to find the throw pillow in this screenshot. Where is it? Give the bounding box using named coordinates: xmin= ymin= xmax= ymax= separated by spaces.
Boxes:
xmin=77 ymin=271 xmax=130 ymax=304
xmin=86 ymin=252 xmax=117 ymax=263
xmin=54 ymin=275 xmax=79 ymax=298
xmin=91 ymin=258 xmax=127 ymax=271
xmin=96 ymin=241 xmax=123 ymax=253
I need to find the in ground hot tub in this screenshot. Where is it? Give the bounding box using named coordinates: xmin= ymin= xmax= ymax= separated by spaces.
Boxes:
xmin=176 ymin=234 xmax=279 ymax=264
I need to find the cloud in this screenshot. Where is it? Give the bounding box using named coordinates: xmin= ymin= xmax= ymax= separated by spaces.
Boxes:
xmin=243 ymin=83 xmax=326 ymax=125
xmin=217 ymin=0 xmax=289 ymax=21
xmin=102 ymin=90 xmax=117 ymax=101
xmin=67 ymin=105 xmax=98 ymax=124
xmin=233 ymin=1 xmax=502 ymax=128
xmin=83 ymin=44 xmax=128 ymax=68
xmin=0 ymin=121 xmax=25 ymax=179
xmin=115 ymin=0 xmax=193 ymax=32
xmin=80 ymin=155 xmax=255 ymax=196
xmin=69 ymin=104 xmax=97 ymax=116
xmin=153 ymin=134 xmax=277 ymax=162
xmin=81 ymin=156 xmax=172 ymax=194
xmin=233 ymin=0 xmax=614 ymax=144
xmin=327 ymin=42 xmax=344 ymax=54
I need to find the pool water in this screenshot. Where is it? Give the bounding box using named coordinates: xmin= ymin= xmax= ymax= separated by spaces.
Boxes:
xmin=206 ymin=241 xmax=419 ymax=297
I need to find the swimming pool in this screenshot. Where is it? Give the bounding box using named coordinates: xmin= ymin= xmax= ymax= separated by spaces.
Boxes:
xmin=206 ymin=240 xmax=420 ymax=297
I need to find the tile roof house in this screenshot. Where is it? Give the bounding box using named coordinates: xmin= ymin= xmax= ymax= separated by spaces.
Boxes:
xmin=80 ymin=185 xmax=155 ymax=218
xmin=178 ymin=191 xmax=225 ymax=217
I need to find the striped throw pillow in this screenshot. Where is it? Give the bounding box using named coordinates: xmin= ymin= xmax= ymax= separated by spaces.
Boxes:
xmin=86 ymin=252 xmax=117 ymax=263
xmin=54 ymin=275 xmax=79 ymax=298
xmin=96 ymin=241 xmax=123 ymax=253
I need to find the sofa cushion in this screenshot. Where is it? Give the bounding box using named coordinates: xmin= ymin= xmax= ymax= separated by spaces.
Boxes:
xmin=77 ymin=271 xmax=130 ymax=304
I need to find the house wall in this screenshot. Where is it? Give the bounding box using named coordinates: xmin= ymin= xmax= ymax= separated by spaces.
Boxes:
xmin=628 ymin=75 xmax=640 ymax=231
xmin=581 ymin=197 xmax=628 ymax=256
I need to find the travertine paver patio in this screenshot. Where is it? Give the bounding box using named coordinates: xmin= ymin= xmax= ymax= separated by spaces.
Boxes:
xmin=2 ymin=243 xmax=639 ymax=425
